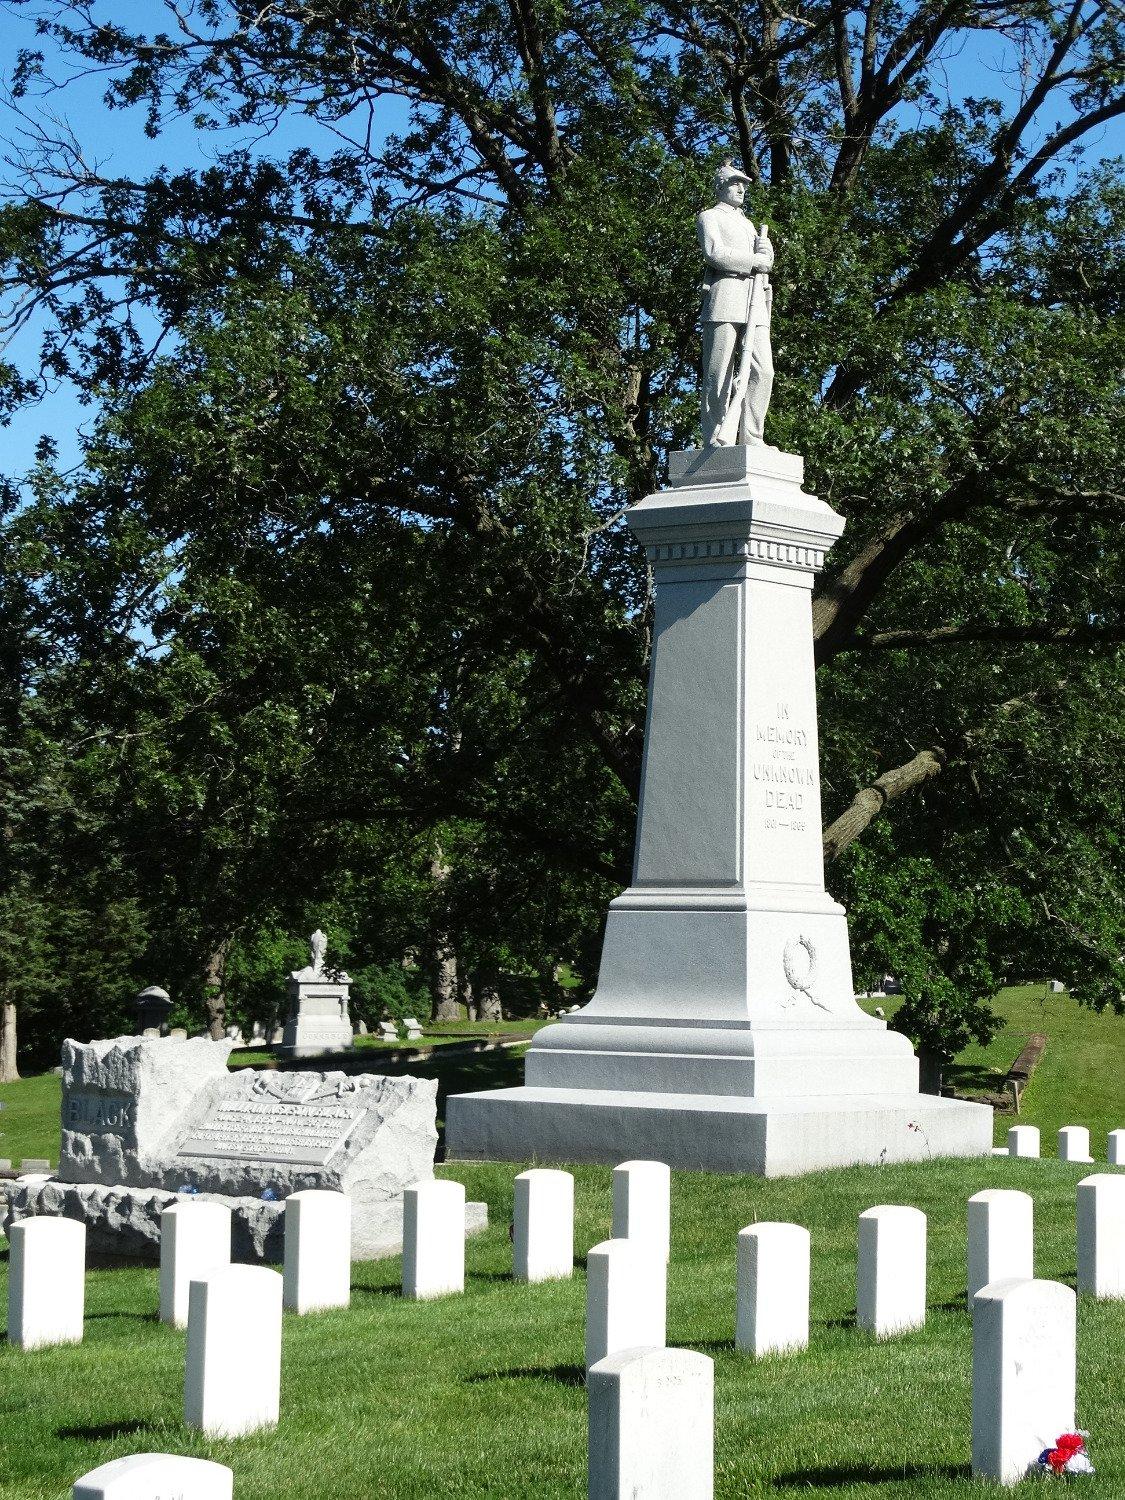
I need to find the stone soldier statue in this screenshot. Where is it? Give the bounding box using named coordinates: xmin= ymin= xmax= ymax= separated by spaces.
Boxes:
xmin=697 ymin=161 xmax=775 ymax=446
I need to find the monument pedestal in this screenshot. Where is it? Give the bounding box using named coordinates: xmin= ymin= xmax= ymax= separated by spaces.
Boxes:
xmin=447 ymin=446 xmax=991 ymax=1175
xmin=279 ymin=968 xmax=354 ymax=1057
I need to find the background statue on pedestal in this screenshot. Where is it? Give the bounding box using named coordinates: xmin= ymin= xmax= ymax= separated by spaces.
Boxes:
xmin=697 ymin=162 xmax=775 ymax=447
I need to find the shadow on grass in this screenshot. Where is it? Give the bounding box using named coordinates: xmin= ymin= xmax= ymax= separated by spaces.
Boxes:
xmin=945 ymin=1063 xmax=1006 ymax=1095
xmin=57 ymin=1419 xmax=154 ymax=1441
xmin=773 ymin=1462 xmax=971 ymax=1489
xmin=350 ymin=1283 xmax=402 ymax=1299
xmin=85 ymin=1310 xmax=155 ymax=1323
xmin=466 ymin=1363 xmax=586 ymax=1389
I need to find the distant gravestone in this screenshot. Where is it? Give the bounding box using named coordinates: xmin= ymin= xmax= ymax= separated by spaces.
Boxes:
xmin=378 ymin=1021 xmax=400 ymax=1042
xmin=585 ymin=1238 xmax=666 ymax=1369
xmin=133 ymin=986 xmax=173 ymax=1037
xmin=279 ymin=929 xmax=353 ymax=1056
xmin=20 ymin=1159 xmax=50 ymax=1173
xmin=73 ymin=1454 xmax=233 ymax=1500
xmin=185 ymin=1264 xmax=282 ymax=1438
xmin=402 ymin=1017 xmax=424 ymax=1042
xmin=588 ymin=1347 xmax=713 ymax=1500
xmin=857 ymin=1206 xmax=926 ymax=1338
xmin=8 ymin=1217 xmax=85 ymax=1350
xmin=972 ymin=1278 xmax=1075 ymax=1483
xmin=1077 ymin=1174 xmax=1125 ymax=1299
xmin=1058 ymin=1126 xmax=1093 ymax=1163
xmin=1109 ymin=1129 xmax=1125 ymax=1167
xmin=967 ymin=1190 xmax=1033 ymax=1308
xmin=736 ymin=1221 xmax=810 ymax=1356
xmin=4 ymin=1035 xmax=486 ymax=1263
xmin=1049 ymin=979 xmax=1066 ymax=993
xmin=1007 ymin=1125 xmax=1040 ymax=1158
xmin=513 ymin=1168 xmax=573 ymax=1283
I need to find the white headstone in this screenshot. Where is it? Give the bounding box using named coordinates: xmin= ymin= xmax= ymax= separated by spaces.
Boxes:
xmin=1076 ymin=1173 xmax=1125 ymax=1299
xmin=283 ymin=1189 xmax=352 ymax=1313
xmin=736 ymin=1221 xmax=810 ymax=1356
xmin=991 ymin=1146 xmax=1010 ymax=1156
xmin=588 ymin=1346 xmax=713 ymax=1500
xmin=73 ymin=1454 xmax=233 ymax=1500
xmin=585 ymin=1238 xmax=667 ymax=1370
xmin=184 ymin=1264 xmax=282 ymax=1437
xmin=1007 ymin=1125 xmax=1040 ymax=1158
xmin=972 ymin=1278 xmax=1075 ymax=1484
xmin=1109 ymin=1129 xmax=1125 ymax=1167
xmin=857 ymin=1205 xmax=926 ymax=1338
xmin=1058 ymin=1125 xmax=1093 ymax=1163
xmin=611 ymin=1159 xmax=671 ymax=1261
xmin=402 ymin=1179 xmax=465 ymax=1300
xmin=513 ymin=1168 xmax=574 ymax=1283
xmin=967 ymin=1190 xmax=1034 ymax=1309
xmin=7 ymin=1217 xmax=85 ymax=1350
xmin=159 ymin=1200 xmax=232 ymax=1329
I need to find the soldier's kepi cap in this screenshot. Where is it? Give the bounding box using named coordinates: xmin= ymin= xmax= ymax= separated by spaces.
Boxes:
xmin=713 ymin=159 xmax=753 ymax=193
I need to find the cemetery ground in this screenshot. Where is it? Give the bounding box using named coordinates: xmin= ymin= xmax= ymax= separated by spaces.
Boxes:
xmin=0 ymin=985 xmax=1121 ymax=1498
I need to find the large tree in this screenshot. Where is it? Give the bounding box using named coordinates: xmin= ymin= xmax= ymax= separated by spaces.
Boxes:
xmin=1 ymin=0 xmax=1123 ymax=1068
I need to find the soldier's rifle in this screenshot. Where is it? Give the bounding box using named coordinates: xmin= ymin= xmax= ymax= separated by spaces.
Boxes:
xmin=712 ymin=224 xmax=770 ymax=448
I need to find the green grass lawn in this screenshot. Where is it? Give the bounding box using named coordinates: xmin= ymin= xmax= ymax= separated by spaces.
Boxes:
xmin=0 ymin=991 xmax=1122 ymax=1497
xmin=0 ymin=1156 xmax=1123 ymax=1498
xmin=856 ymin=983 xmax=1125 ymax=1152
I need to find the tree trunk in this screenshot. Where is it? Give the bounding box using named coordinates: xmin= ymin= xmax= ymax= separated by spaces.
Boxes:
xmin=918 ymin=1045 xmax=944 ymax=1096
xmin=427 ymin=850 xmax=462 ymax=1021
xmin=204 ymin=944 xmax=229 ymax=1040
xmin=458 ymin=963 xmax=477 ymax=1021
xmin=0 ymin=998 xmax=19 ymax=1082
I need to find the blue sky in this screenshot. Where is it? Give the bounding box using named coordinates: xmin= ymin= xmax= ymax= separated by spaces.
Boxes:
xmin=1 ymin=8 xmax=1121 ymax=482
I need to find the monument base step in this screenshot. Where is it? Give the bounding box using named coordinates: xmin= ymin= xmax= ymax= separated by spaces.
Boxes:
xmin=446 ymin=1086 xmax=992 ymax=1177
xmin=1 ymin=1178 xmax=488 ymax=1264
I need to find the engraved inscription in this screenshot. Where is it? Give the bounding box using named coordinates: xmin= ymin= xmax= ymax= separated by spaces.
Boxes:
xmin=64 ymin=1091 xmax=134 ymax=1134
xmin=177 ymin=1096 xmax=366 ymax=1167
xmin=752 ymin=699 xmax=817 ymax=831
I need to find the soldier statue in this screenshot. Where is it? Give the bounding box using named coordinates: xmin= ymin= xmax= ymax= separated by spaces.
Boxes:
xmin=697 ymin=161 xmax=775 ymax=447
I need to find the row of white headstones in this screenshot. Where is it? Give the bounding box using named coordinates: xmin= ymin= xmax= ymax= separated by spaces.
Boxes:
xmin=9 ymin=1156 xmax=1125 ymax=1498
xmin=1003 ymin=1124 xmax=1125 ymax=1161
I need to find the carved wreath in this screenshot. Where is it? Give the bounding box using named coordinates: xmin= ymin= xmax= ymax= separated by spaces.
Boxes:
xmin=782 ymin=934 xmax=831 ymax=1011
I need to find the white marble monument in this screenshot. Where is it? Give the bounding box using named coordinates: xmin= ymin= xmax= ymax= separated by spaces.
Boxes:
xmin=279 ymin=929 xmax=354 ymax=1056
xmin=446 ymin=192 xmax=990 ymax=1175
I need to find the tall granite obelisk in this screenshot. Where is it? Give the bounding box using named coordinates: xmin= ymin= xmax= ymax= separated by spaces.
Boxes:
xmin=446 ymin=170 xmax=991 ymax=1174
